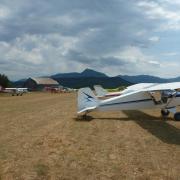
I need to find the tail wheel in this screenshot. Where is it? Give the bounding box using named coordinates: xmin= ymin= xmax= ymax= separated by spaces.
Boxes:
xmin=161 ymin=109 xmax=170 ymax=117
xmin=174 ymin=113 xmax=180 ymax=121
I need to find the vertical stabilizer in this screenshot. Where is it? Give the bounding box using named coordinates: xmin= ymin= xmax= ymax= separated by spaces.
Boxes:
xmin=94 ymin=85 xmax=108 ymax=97
xmin=78 ymin=87 xmax=98 ymax=114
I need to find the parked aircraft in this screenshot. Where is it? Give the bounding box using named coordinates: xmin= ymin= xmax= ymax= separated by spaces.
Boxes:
xmin=78 ymin=82 xmax=180 ymax=121
xmin=3 ymin=88 xmax=28 ymax=96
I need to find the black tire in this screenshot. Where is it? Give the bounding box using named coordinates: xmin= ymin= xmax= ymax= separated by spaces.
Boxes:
xmin=174 ymin=113 xmax=180 ymax=121
xmin=161 ymin=109 xmax=170 ymax=117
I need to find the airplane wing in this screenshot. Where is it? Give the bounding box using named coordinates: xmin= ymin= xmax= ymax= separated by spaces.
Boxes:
xmin=121 ymin=83 xmax=156 ymax=94
xmin=126 ymin=83 xmax=156 ymax=90
xmin=142 ymin=82 xmax=180 ymax=91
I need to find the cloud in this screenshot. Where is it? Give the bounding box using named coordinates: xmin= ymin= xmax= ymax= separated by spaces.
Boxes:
xmin=0 ymin=0 xmax=179 ymax=79
xmin=161 ymin=52 xmax=179 ymax=56
xmin=137 ymin=0 xmax=180 ymax=30
xmin=0 ymin=5 xmax=10 ymax=19
xmin=149 ymin=36 xmax=160 ymax=42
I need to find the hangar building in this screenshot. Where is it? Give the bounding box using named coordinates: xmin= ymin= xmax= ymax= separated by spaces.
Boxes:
xmin=24 ymin=77 xmax=59 ymax=91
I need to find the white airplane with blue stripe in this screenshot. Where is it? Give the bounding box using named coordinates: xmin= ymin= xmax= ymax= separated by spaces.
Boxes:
xmin=77 ymin=82 xmax=180 ymax=121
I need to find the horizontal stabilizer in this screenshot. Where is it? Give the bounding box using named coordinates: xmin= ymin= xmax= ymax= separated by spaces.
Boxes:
xmin=78 ymin=106 xmax=97 ymax=114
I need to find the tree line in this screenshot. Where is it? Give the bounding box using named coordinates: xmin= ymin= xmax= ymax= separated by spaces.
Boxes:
xmin=0 ymin=74 xmax=11 ymax=88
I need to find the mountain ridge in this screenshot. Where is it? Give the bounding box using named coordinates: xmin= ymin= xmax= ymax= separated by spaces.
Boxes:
xmin=13 ymin=68 xmax=180 ymax=88
xmin=118 ymin=75 xmax=180 ymax=83
xmin=51 ymin=68 xmax=108 ymax=78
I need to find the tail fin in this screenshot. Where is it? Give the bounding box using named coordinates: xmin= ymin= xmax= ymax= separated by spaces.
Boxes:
xmin=78 ymin=87 xmax=98 ymax=114
xmin=94 ymin=85 xmax=108 ymax=97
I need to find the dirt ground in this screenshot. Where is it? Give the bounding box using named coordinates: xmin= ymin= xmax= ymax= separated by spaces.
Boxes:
xmin=0 ymin=92 xmax=180 ymax=180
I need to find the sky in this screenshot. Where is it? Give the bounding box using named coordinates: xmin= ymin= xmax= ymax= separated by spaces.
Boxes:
xmin=0 ymin=0 xmax=180 ymax=80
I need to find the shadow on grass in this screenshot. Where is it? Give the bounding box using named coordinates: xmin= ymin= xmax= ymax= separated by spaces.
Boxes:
xmin=74 ymin=110 xmax=180 ymax=145
xmin=74 ymin=115 xmax=131 ymax=122
xmin=74 ymin=115 xmax=94 ymax=122
xmin=123 ymin=110 xmax=180 ymax=145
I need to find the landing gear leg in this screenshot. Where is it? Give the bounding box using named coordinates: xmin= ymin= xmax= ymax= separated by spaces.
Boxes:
xmin=161 ymin=109 xmax=170 ymax=120
xmin=77 ymin=111 xmax=91 ymax=121
xmin=82 ymin=112 xmax=88 ymax=120
xmin=76 ymin=112 xmax=87 ymax=120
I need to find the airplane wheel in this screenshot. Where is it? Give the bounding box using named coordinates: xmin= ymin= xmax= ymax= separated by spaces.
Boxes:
xmin=161 ymin=109 xmax=170 ymax=117
xmin=174 ymin=113 xmax=180 ymax=121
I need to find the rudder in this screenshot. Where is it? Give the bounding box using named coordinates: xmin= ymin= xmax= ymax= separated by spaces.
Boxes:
xmin=78 ymin=87 xmax=98 ymax=114
xmin=94 ymin=85 xmax=108 ymax=97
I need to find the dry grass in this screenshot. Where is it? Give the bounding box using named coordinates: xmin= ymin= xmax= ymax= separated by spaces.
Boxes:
xmin=0 ymin=92 xmax=180 ymax=180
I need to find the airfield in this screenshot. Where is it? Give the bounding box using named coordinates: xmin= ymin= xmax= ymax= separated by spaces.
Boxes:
xmin=0 ymin=92 xmax=180 ymax=179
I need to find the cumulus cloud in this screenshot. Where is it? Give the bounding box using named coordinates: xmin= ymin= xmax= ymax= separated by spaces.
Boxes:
xmin=138 ymin=0 xmax=180 ymax=30
xmin=149 ymin=36 xmax=160 ymax=42
xmin=161 ymin=52 xmax=179 ymax=56
xmin=0 ymin=0 xmax=179 ymax=79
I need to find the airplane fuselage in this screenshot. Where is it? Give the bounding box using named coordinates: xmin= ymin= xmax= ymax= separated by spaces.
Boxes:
xmin=97 ymin=91 xmax=180 ymax=111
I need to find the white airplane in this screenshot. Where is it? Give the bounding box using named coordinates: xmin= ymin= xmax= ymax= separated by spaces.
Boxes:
xmin=78 ymin=82 xmax=180 ymax=121
xmin=94 ymin=83 xmax=156 ymax=98
xmin=3 ymin=88 xmax=28 ymax=96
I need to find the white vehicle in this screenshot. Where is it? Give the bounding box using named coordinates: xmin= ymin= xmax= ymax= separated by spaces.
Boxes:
xmin=4 ymin=88 xmax=28 ymax=96
xmin=78 ymin=82 xmax=180 ymax=121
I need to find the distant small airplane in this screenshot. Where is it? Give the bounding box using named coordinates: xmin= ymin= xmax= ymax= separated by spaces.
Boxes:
xmin=3 ymin=88 xmax=28 ymax=96
xmin=78 ymin=82 xmax=180 ymax=121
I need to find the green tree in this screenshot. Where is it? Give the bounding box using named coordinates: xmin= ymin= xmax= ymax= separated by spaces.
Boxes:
xmin=0 ymin=74 xmax=11 ymax=88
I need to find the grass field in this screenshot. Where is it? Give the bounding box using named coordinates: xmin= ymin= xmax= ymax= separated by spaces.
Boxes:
xmin=0 ymin=92 xmax=180 ymax=180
